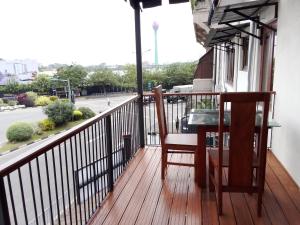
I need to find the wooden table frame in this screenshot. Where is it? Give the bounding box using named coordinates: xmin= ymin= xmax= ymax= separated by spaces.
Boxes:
xmin=191 ymin=113 xmax=279 ymax=188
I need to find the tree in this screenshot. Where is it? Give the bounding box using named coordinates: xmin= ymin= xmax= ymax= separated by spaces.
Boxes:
xmin=56 ymin=65 xmax=87 ymax=89
xmin=31 ymin=74 xmax=51 ymax=94
xmin=87 ymin=68 xmax=120 ymax=92
xmin=5 ymin=78 xmax=20 ymax=94
xmin=122 ymin=64 xmax=136 ymax=89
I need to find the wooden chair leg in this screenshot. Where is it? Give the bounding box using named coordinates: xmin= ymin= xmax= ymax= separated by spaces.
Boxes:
xmin=161 ymin=149 xmax=167 ymax=179
xmin=218 ymin=188 xmax=223 ymax=215
xmin=257 ymin=190 xmax=263 ymax=217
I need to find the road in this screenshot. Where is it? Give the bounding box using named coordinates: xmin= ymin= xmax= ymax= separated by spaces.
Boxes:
xmin=0 ymin=93 xmax=135 ymax=146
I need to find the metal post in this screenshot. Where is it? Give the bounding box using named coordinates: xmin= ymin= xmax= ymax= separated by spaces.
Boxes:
xmin=67 ymin=79 xmax=72 ymax=102
xmin=0 ymin=177 xmax=11 ymax=225
xmin=134 ymin=3 xmax=145 ymax=148
xmin=123 ymin=134 xmax=132 ymax=165
xmin=105 ymin=115 xmax=114 ymax=192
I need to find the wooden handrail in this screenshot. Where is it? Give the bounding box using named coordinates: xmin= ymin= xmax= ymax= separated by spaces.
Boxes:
xmin=0 ymin=95 xmax=139 ymax=177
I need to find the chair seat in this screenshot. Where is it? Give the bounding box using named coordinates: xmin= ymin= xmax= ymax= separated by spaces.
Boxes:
xmin=165 ymin=133 xmax=197 ymax=147
xmin=208 ymin=149 xmax=259 ymax=167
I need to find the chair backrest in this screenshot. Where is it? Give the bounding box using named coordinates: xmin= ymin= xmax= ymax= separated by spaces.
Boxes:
xmin=154 ymin=85 xmax=168 ymax=144
xmin=219 ymin=92 xmax=270 ymax=188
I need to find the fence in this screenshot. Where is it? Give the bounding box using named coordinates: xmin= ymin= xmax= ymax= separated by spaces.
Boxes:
xmin=0 ymin=95 xmax=140 ymax=225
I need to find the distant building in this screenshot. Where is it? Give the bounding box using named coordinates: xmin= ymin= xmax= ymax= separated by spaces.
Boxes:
xmin=0 ymin=59 xmax=39 ymax=85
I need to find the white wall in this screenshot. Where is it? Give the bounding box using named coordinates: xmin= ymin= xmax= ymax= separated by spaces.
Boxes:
xmin=272 ymin=0 xmax=300 ymax=186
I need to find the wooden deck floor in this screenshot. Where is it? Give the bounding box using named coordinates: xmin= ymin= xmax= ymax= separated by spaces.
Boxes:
xmin=88 ymin=146 xmax=300 ymax=225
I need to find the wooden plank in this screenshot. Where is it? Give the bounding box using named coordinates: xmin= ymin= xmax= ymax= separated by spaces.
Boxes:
xmin=265 ymin=163 xmax=300 ymax=225
xmin=262 ymin=182 xmax=289 ymax=225
xmin=88 ymin=147 xmax=154 ymax=225
xmin=168 ymin=154 xmax=191 ymax=225
xmin=230 ymin=193 xmax=254 ymax=225
xmin=151 ymin=154 xmax=182 ymax=225
xmin=202 ymin=188 xmax=220 ymax=225
xmin=101 ymin=147 xmax=160 ymax=225
xmin=117 ymin=148 xmax=161 ymax=225
xmin=244 ymin=193 xmax=272 ymax=225
xmin=267 ymin=151 xmax=300 ymax=212
xmin=134 ymin=160 xmax=164 ymax=225
xmin=186 ymin=165 xmax=202 ymax=225
xmin=134 ymin=153 xmax=176 ymax=225
xmin=220 ymin=169 xmax=237 ymax=225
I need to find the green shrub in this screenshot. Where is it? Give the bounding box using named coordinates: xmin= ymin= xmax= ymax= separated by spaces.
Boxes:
xmin=31 ymin=122 xmax=43 ymax=135
xmin=7 ymin=100 xmax=17 ymax=106
xmin=38 ymin=119 xmax=55 ymax=131
xmin=49 ymin=96 xmax=58 ymax=101
xmin=44 ymin=100 xmax=75 ymax=126
xmin=6 ymin=122 xmax=34 ymax=142
xmin=0 ymin=98 xmax=3 ymax=104
xmin=73 ymin=110 xmax=83 ymax=120
xmin=17 ymin=92 xmax=37 ymax=107
xmin=26 ymin=91 xmax=38 ymax=103
xmin=35 ymin=96 xmax=51 ymax=106
xmin=78 ymin=107 xmax=96 ymax=119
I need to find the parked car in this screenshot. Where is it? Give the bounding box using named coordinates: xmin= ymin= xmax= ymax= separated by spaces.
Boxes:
xmin=167 ymin=85 xmax=193 ymax=103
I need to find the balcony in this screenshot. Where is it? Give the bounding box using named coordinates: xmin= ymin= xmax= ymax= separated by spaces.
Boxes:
xmin=89 ymin=146 xmax=299 ymax=225
xmin=0 ymin=93 xmax=299 ymax=225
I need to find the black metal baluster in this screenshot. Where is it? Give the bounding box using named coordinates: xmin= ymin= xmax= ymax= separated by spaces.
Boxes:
xmin=171 ymin=96 xmax=174 ymax=133
xmin=69 ymin=138 xmax=79 ymax=225
xmin=96 ymin=122 xmax=103 ymax=204
xmin=18 ymin=168 xmax=28 ymax=225
xmin=7 ymin=175 xmax=17 ymax=225
xmin=86 ymin=127 xmax=94 ymax=215
xmin=63 ymin=141 xmax=73 ymax=225
xmin=83 ymin=129 xmax=91 ymax=218
xmin=114 ymin=112 xmax=119 ymax=179
xmin=101 ymin=119 xmax=108 ymax=197
xmin=0 ymin=175 xmax=11 ymax=225
xmin=36 ymin=157 xmax=46 ymax=225
xmin=44 ymin=153 xmax=54 ymax=225
xmin=51 ymin=149 xmax=61 ymax=225
xmin=74 ymin=135 xmax=83 ymax=225
xmin=148 ymin=97 xmax=152 ymax=145
xmin=91 ymin=124 xmax=98 ymax=209
xmin=58 ymin=144 xmax=67 ymax=224
xmin=106 ymin=115 xmax=114 ymax=192
xmin=101 ymin=119 xmax=107 ymax=198
xmin=28 ymin=162 xmax=39 ymax=225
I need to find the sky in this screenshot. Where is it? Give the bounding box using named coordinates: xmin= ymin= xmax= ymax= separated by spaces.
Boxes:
xmin=0 ymin=0 xmax=205 ymax=66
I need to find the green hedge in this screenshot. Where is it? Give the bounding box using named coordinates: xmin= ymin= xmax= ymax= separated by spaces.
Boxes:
xmin=44 ymin=100 xmax=75 ymax=126
xmin=6 ymin=122 xmax=34 ymax=142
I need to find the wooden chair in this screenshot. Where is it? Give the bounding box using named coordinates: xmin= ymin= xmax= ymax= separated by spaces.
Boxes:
xmin=208 ymin=92 xmax=270 ymax=216
xmin=153 ymin=85 xmax=198 ymax=180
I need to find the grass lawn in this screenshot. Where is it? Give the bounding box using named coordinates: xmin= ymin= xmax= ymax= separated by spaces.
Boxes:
xmin=0 ymin=120 xmax=85 ymax=153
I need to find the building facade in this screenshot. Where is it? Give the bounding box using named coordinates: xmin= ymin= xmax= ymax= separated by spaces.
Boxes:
xmin=0 ymin=59 xmax=39 ymax=85
xmin=193 ymin=0 xmax=300 ymax=186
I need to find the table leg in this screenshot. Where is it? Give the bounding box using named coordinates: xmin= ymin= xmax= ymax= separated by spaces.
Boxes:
xmin=196 ymin=127 xmax=206 ymax=188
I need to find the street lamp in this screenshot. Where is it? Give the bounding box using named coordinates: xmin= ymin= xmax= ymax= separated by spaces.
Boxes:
xmin=50 ymin=78 xmax=72 ymax=102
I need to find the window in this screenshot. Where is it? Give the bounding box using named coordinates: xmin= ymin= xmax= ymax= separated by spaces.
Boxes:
xmin=226 ymin=47 xmax=235 ymax=84
xmin=242 ymin=37 xmax=249 ymax=69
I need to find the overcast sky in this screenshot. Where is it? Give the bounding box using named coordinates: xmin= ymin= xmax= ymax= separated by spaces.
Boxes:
xmin=0 ymin=0 xmax=205 ymax=66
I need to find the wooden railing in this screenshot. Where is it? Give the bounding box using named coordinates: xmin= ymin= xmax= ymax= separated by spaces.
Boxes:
xmin=0 ymin=95 xmax=140 ymax=225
